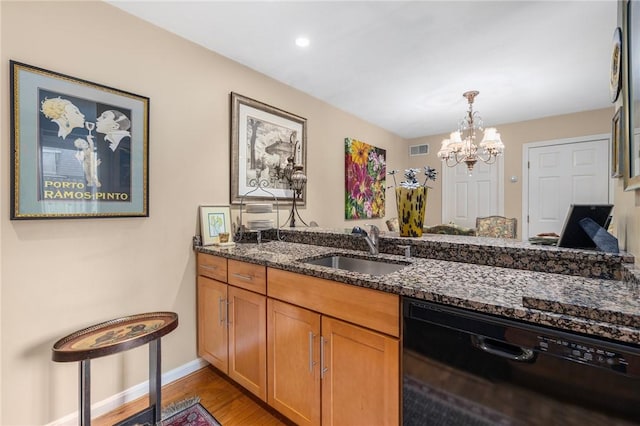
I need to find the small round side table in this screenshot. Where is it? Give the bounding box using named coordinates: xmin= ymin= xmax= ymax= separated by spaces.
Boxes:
xmin=52 ymin=312 xmax=179 ymax=426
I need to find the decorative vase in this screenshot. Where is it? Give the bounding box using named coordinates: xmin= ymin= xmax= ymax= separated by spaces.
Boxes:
xmin=396 ymin=186 xmax=427 ymax=237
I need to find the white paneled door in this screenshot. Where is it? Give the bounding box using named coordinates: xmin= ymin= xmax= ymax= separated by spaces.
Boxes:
xmin=526 ymin=137 xmax=610 ymax=239
xmin=442 ymin=159 xmax=503 ymax=229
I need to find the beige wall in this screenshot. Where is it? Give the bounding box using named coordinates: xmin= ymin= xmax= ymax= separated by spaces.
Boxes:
xmin=615 ymin=181 xmax=640 ymax=257
xmin=1 ymin=2 xmax=405 ymax=424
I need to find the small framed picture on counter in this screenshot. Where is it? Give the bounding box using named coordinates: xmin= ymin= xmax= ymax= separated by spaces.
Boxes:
xmin=200 ymin=205 xmax=232 ymax=246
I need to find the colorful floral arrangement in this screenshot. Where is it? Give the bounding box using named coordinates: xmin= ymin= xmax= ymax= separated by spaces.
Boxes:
xmin=388 ymin=166 xmax=437 ymax=189
xmin=344 ymin=138 xmax=386 ymax=219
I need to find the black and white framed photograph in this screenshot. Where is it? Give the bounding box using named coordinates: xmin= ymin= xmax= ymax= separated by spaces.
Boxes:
xmin=230 ymin=92 xmax=307 ymax=204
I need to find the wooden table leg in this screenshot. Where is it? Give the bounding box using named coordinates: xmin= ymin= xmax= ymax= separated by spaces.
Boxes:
xmin=80 ymin=359 xmax=91 ymax=426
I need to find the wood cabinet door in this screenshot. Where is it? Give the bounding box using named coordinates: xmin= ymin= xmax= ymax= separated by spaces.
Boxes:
xmin=197 ymin=276 xmax=228 ymax=374
xmin=228 ymin=285 xmax=267 ymax=401
xmin=321 ymin=316 xmax=400 ymax=426
xmin=268 ymin=268 xmax=400 ymax=337
xmin=268 ymin=299 xmax=321 ymax=426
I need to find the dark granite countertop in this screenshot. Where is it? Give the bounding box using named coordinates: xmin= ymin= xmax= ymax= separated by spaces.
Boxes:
xmin=195 ymin=228 xmax=640 ymax=346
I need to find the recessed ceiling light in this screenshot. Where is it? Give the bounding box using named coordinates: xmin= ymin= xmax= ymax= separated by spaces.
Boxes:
xmin=295 ymin=37 xmax=310 ymax=48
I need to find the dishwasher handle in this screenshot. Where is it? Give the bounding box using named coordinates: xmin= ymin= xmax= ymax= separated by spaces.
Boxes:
xmin=471 ymin=335 xmax=535 ymax=362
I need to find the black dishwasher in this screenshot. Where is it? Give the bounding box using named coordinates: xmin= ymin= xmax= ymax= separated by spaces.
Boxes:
xmin=403 ymin=297 xmax=640 ymax=426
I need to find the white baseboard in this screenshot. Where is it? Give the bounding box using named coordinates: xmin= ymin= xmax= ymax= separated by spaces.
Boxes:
xmin=47 ymin=358 xmax=209 ymax=426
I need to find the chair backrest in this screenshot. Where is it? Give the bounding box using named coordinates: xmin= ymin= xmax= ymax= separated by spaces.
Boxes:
xmin=475 ymin=216 xmax=517 ymax=238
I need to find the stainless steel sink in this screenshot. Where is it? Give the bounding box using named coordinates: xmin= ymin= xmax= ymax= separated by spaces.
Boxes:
xmin=302 ymin=254 xmax=409 ymax=276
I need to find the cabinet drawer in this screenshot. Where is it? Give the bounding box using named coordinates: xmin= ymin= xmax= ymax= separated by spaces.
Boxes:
xmin=267 ymin=268 xmax=399 ymax=337
xmin=228 ymin=259 xmax=267 ymax=294
xmin=197 ymin=253 xmax=227 ymax=282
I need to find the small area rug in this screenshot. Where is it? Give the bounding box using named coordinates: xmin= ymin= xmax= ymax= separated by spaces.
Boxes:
xmin=161 ymin=397 xmax=221 ymax=426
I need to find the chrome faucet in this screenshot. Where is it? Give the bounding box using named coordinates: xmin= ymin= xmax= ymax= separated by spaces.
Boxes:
xmin=352 ymin=224 xmax=379 ymax=255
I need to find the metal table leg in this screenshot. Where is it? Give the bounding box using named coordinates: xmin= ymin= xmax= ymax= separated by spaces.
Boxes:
xmin=149 ymin=339 xmax=161 ymax=424
xmin=52 ymin=313 xmax=178 ymax=426
xmin=79 ymin=360 xmax=91 ymax=426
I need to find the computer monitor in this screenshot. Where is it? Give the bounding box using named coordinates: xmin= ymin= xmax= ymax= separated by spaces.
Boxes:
xmin=557 ymin=204 xmax=614 ymax=249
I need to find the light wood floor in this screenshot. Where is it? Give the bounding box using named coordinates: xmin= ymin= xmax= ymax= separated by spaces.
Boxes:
xmin=94 ymin=365 xmax=294 ymax=426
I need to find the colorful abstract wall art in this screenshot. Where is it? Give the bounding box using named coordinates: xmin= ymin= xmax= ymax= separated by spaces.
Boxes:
xmin=344 ymin=137 xmax=386 ymax=219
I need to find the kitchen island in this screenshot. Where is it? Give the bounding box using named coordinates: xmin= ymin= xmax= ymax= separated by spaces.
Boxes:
xmin=197 ymin=228 xmax=640 ymax=345
xmin=195 ymin=228 xmax=640 ymax=425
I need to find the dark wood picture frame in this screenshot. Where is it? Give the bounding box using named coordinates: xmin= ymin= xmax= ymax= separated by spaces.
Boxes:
xmin=10 ymin=61 xmax=149 ymax=219
xmin=230 ymin=92 xmax=307 ymax=205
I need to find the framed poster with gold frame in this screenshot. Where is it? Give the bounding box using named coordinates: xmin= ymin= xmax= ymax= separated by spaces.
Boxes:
xmin=10 ymin=61 xmax=149 ymax=218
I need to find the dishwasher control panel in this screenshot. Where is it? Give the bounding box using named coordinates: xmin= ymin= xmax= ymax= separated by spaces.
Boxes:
xmin=536 ymin=335 xmax=630 ymax=374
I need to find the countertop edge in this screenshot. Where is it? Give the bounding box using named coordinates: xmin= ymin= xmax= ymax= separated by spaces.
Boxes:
xmin=194 ymin=234 xmax=640 ymax=347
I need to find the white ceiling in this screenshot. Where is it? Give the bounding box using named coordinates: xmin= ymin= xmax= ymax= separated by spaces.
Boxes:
xmin=107 ymin=0 xmax=618 ymax=139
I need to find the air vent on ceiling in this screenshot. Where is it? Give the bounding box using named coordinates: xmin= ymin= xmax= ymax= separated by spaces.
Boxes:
xmin=410 ymin=144 xmax=429 ymax=156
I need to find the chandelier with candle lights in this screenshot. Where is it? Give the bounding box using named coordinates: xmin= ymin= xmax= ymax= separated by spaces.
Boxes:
xmin=437 ymin=91 xmax=505 ymax=173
